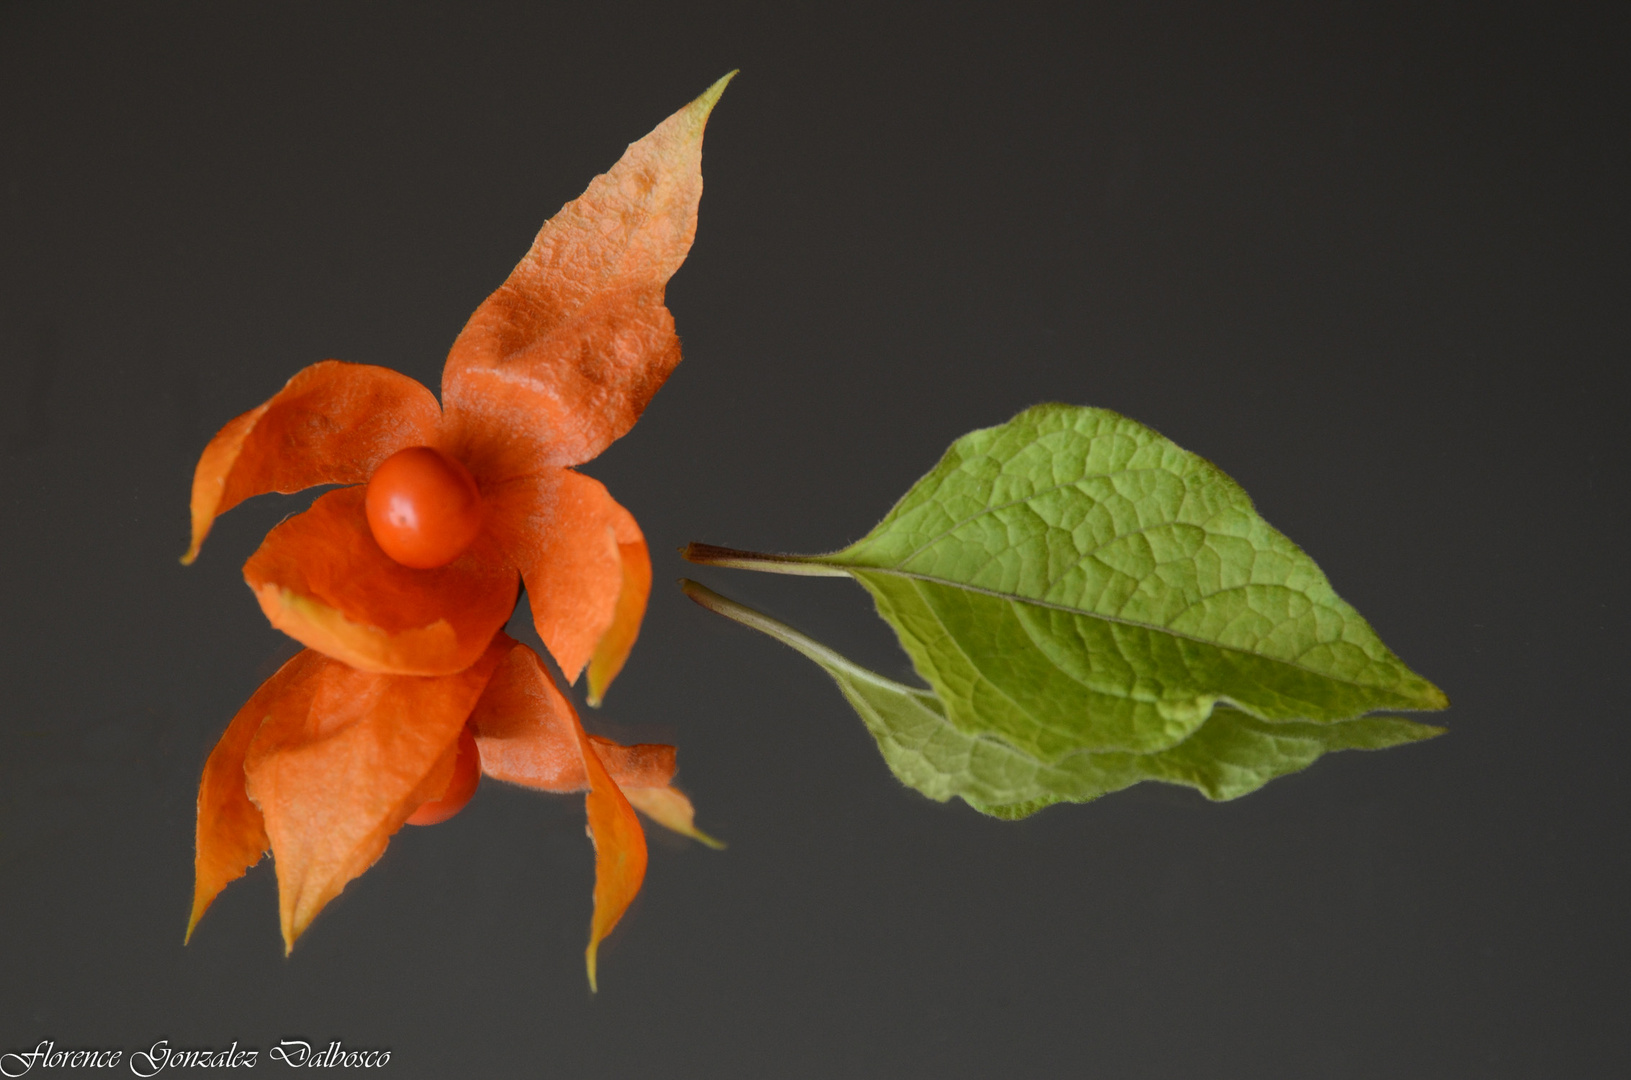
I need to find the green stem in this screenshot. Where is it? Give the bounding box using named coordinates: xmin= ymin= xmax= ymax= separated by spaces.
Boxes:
xmin=680 ymin=542 xmax=851 ymax=578
xmin=679 ymin=579 xmax=879 ymax=680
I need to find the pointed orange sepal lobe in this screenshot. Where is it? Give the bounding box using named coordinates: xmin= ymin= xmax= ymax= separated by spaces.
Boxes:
xmin=188 ymin=650 xmax=327 ymax=942
xmin=441 ymin=73 xmax=733 ymax=473
xmin=579 ymin=716 xmax=648 ymax=993
xmin=243 ymin=487 xmax=517 ymax=675
xmin=624 ymin=785 xmax=725 ymax=850
xmin=183 ymin=361 xmax=440 ymax=563
xmin=587 ymin=518 xmax=651 ymax=708
xmin=464 ymin=642 xmax=649 ymax=990
xmin=484 ymin=469 xmax=647 ymax=691
xmin=242 ymin=638 xmax=510 ymax=953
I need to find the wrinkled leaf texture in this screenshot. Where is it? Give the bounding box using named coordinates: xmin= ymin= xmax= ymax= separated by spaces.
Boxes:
xmin=682 ymin=581 xmax=1440 ymax=817
xmin=684 ymin=404 xmax=1446 ymax=816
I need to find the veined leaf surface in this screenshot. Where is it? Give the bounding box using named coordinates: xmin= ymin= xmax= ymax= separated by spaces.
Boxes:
xmin=681 ymin=581 xmax=1443 ymax=819
xmin=686 ymin=404 xmax=1446 ymax=762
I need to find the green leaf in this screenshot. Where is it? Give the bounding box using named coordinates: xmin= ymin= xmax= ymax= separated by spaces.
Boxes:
xmin=680 ymin=580 xmax=1443 ymax=819
xmin=686 ymin=404 xmax=1446 ymax=763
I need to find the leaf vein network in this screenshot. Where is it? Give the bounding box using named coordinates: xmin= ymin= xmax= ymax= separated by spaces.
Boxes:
xmin=911 ymin=577 xmax=1085 ymax=748
xmin=893 ymin=465 xmax=1189 ymax=571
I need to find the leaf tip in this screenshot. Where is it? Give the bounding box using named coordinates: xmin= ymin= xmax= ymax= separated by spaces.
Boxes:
xmin=585 ymin=941 xmax=600 ymax=994
xmin=1399 ymin=678 xmax=1450 ymax=713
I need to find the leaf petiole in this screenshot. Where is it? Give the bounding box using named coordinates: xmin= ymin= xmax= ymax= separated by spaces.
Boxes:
xmin=681 ymin=543 xmax=850 ymax=577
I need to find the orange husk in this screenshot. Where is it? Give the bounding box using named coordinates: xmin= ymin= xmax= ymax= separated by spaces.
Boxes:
xmin=183 ymin=361 xmax=441 ymax=564
xmin=587 ymin=508 xmax=651 ymax=708
xmin=577 ymin=710 xmax=647 ymax=993
xmin=243 ymin=487 xmax=518 ymax=675
xmin=242 ymin=639 xmax=509 ymax=953
xmin=440 ymin=73 xmax=733 ymax=474
xmin=483 ymin=469 xmax=648 ymax=692
xmin=624 ymin=785 xmax=725 ymax=850
xmin=405 ymin=727 xmax=483 ymax=827
xmin=184 ymin=80 xmax=731 ymax=986
xmin=587 ymin=736 xmax=673 ymax=790
xmin=461 ymin=641 xmax=646 ymax=989
xmin=469 ymin=642 xmax=674 ymax=791
xmin=188 ymin=649 xmax=327 ymax=942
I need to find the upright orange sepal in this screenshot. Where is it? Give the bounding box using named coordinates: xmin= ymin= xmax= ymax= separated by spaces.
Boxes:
xmin=441 ymin=73 xmax=733 ymax=473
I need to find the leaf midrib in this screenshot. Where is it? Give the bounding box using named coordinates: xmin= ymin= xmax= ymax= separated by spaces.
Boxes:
xmin=850 ymin=564 xmax=1403 ymax=698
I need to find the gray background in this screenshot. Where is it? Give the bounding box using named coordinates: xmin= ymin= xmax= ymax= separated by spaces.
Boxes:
xmin=2 ymin=2 xmax=1626 ymax=1076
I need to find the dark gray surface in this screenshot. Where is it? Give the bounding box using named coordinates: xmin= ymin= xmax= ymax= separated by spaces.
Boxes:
xmin=2 ymin=2 xmax=1626 ymax=1076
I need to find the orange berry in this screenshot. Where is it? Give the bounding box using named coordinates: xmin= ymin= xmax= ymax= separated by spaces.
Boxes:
xmin=364 ymin=446 xmax=483 ymax=569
